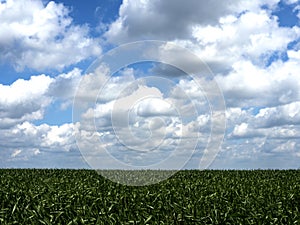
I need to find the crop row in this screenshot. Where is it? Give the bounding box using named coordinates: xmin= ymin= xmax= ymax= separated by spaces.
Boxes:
xmin=0 ymin=169 xmax=299 ymax=224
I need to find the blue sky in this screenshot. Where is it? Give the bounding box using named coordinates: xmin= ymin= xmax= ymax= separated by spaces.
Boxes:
xmin=0 ymin=0 xmax=300 ymax=169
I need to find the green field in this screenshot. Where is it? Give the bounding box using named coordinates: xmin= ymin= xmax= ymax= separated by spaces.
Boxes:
xmin=0 ymin=169 xmax=299 ymax=224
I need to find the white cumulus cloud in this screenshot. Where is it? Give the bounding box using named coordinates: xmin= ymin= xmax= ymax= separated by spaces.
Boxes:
xmin=0 ymin=0 xmax=101 ymax=71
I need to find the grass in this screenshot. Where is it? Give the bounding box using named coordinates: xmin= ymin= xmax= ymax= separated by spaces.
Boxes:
xmin=0 ymin=169 xmax=299 ymax=224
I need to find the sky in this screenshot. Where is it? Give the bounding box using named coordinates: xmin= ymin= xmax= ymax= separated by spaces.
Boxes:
xmin=0 ymin=0 xmax=300 ymax=170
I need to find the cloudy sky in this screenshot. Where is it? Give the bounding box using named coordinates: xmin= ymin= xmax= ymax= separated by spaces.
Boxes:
xmin=1 ymin=0 xmax=300 ymax=169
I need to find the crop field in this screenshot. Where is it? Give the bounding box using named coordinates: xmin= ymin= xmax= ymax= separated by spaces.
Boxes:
xmin=0 ymin=169 xmax=299 ymax=224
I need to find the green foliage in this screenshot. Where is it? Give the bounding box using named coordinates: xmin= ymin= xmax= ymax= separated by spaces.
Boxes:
xmin=0 ymin=169 xmax=299 ymax=224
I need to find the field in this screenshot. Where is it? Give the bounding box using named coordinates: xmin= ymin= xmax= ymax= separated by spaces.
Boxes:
xmin=0 ymin=169 xmax=299 ymax=224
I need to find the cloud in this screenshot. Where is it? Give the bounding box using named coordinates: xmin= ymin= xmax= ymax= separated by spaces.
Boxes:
xmin=104 ymin=0 xmax=241 ymax=43
xmin=104 ymin=0 xmax=300 ymax=83
xmin=0 ymin=121 xmax=84 ymax=167
xmin=11 ymin=149 xmax=22 ymax=158
xmin=227 ymin=102 xmax=300 ymax=139
xmin=0 ymin=74 xmax=53 ymax=128
xmin=288 ymin=49 xmax=300 ymax=60
xmin=231 ymin=123 xmax=265 ymax=138
xmin=191 ymin=10 xmax=300 ymax=67
xmin=135 ymin=98 xmax=177 ymax=117
xmin=0 ymin=0 xmax=101 ymax=71
xmin=104 ymin=0 xmax=283 ymax=44
xmin=282 ymin=0 xmax=300 ymax=5
xmin=2 ymin=0 xmax=300 ymax=169
xmin=216 ymin=59 xmax=300 ymax=107
xmin=222 ymin=99 xmax=300 ymax=169
xmin=255 ymin=101 xmax=300 ymax=128
xmin=0 ymin=67 xmax=83 ymax=128
xmin=4 ymin=121 xmax=75 ymax=153
xmin=49 ymin=68 xmax=82 ymax=99
xmin=48 ymin=0 xmax=300 ymax=169
xmin=73 ymin=68 xmax=214 ymax=169
xmin=48 ymin=68 xmax=82 ymax=109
